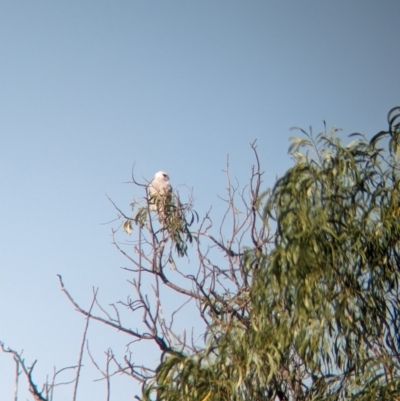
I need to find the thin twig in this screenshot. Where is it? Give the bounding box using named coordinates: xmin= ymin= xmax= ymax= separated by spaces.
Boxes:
xmin=13 ymin=355 xmax=20 ymax=401
xmin=72 ymin=287 xmax=98 ymax=401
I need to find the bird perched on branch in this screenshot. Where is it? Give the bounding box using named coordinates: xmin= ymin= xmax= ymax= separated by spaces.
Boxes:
xmin=148 ymin=171 xmax=173 ymax=225
xmin=147 ymin=170 xmax=196 ymax=257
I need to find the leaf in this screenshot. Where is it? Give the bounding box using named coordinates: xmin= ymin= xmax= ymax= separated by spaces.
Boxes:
xmin=346 ymin=139 xmax=360 ymax=149
xmin=288 ymin=136 xmax=313 ymax=155
xmin=388 ymin=106 xmax=400 ymax=128
xmin=369 ymin=130 xmax=388 ymax=147
xmin=200 ymin=391 xmax=211 ymax=401
xmin=123 ymin=220 xmax=132 ymax=235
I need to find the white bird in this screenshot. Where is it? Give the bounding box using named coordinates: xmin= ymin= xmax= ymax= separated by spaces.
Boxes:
xmin=148 ymin=171 xmax=172 ymax=223
xmin=148 ymin=171 xmax=172 ymax=198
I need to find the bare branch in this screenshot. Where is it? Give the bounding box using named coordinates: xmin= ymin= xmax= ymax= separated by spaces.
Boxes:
xmin=72 ymin=287 xmax=98 ymax=401
xmin=1 ymin=343 xmax=48 ymax=401
xmin=57 ymin=275 xmax=170 ymax=352
xmin=13 ymin=355 xmax=20 ymax=401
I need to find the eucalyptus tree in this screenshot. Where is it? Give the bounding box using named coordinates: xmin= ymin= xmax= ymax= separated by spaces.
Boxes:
xmin=142 ymin=106 xmax=400 ymax=401
xmin=2 ymin=107 xmax=400 ymax=401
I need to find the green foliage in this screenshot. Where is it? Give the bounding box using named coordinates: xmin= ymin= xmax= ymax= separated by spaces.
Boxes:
xmin=124 ymin=192 xmax=198 ymax=257
xmin=142 ymin=107 xmax=400 ymax=400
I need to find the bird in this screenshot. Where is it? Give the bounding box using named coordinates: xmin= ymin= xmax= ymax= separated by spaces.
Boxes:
xmin=148 ymin=171 xmax=192 ymax=258
xmin=148 ymin=171 xmax=173 ymax=224
xmin=148 ymin=171 xmax=172 ymax=199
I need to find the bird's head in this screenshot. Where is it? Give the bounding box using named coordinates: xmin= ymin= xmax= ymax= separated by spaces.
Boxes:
xmin=154 ymin=171 xmax=170 ymax=181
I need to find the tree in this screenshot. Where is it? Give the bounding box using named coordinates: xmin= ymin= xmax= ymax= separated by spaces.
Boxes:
xmin=2 ymin=106 xmax=400 ymax=401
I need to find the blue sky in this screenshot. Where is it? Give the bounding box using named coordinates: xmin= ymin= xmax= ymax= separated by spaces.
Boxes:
xmin=1 ymin=1 xmax=399 ymax=399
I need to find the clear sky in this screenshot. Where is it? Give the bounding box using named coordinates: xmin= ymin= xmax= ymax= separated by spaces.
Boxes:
xmin=1 ymin=1 xmax=399 ymax=399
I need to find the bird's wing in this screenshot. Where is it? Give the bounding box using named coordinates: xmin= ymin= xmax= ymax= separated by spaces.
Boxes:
xmin=148 ymin=181 xmax=157 ymax=197
xmin=163 ymin=181 xmax=172 ymax=194
xmin=149 ymin=178 xmax=171 ymax=194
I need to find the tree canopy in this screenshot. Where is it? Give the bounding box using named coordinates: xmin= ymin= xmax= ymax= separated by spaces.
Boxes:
xmin=2 ymin=107 xmax=400 ymax=401
xmin=142 ymin=106 xmax=400 ymax=401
